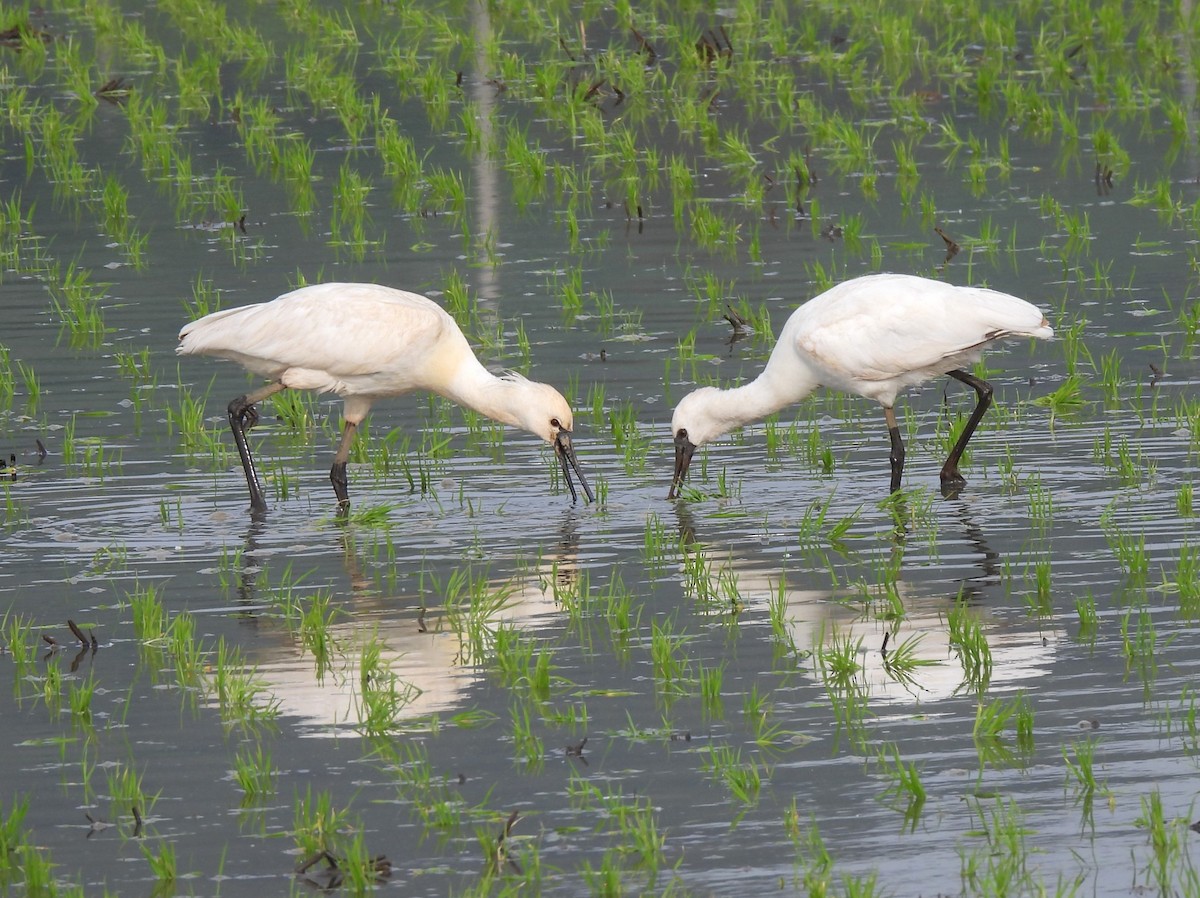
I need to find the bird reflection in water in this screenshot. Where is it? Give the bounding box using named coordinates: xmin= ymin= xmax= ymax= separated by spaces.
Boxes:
xmin=671 ymin=500 xmax=1059 ymax=706
xmin=228 ymin=509 xmax=582 ymax=734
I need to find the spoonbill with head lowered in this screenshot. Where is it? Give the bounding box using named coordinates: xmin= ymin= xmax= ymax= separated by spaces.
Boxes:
xmin=668 ymin=273 xmax=1054 ymax=499
xmin=177 ymin=282 xmax=594 ymax=514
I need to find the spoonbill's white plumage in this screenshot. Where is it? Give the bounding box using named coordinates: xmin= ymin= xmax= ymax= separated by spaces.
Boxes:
xmin=177 ymin=282 xmax=593 ymax=514
xmin=668 ymin=273 xmax=1054 ymax=498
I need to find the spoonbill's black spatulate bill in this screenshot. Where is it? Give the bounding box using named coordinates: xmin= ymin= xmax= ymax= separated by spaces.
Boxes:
xmin=668 ymin=273 xmax=1054 ymax=499
xmin=177 ymin=282 xmax=593 ymax=514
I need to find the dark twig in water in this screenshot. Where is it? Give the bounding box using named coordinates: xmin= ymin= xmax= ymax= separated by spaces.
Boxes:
xmin=565 ymin=737 xmax=587 ymax=756
xmin=723 ymin=304 xmax=752 ymax=336
xmin=935 ymin=226 xmax=960 ymax=259
xmin=630 ymin=26 xmax=657 ymax=62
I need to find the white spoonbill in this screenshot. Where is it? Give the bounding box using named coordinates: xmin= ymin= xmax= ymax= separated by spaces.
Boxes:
xmin=668 ymin=273 xmax=1054 ymax=498
xmin=177 ymin=282 xmax=593 ymax=514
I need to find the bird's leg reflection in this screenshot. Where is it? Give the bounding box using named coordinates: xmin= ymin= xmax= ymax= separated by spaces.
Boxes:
xmin=954 ymin=502 xmax=1001 ymax=582
xmin=235 ymin=515 xmax=268 ymax=606
xmin=672 ymin=501 xmax=700 ymax=547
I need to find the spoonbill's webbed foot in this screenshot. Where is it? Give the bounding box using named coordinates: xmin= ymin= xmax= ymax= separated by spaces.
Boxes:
xmin=229 ymin=395 xmax=260 ymax=431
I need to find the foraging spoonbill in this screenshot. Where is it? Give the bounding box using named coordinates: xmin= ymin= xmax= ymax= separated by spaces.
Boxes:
xmin=668 ymin=273 xmax=1053 ymax=499
xmin=177 ymin=282 xmax=593 ymax=513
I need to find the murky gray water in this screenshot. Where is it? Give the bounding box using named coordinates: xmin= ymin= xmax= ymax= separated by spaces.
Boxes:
xmin=2 ymin=2 xmax=1199 ymax=895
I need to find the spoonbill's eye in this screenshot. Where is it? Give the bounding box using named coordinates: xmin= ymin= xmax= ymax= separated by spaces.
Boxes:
xmin=550 ymin=417 xmax=562 ymax=430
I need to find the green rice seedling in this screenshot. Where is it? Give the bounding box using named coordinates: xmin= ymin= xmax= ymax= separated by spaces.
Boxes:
xmin=165 ymin=378 xmax=225 ymax=461
xmin=292 ymin=787 xmax=353 ymax=858
xmin=815 ymin=622 xmax=863 ymax=686
xmin=492 ymin=625 xmax=553 ymax=702
xmin=210 ymin=638 xmax=280 ymax=724
xmin=1033 ymin=373 xmax=1086 ymax=425
xmin=0 ymin=794 xmax=30 ymax=881
xmin=743 ymin=682 xmax=788 ymax=748
xmin=766 ymin=575 xmax=802 ymax=661
xmin=270 ymin=389 xmax=317 ymax=441
xmin=185 ymin=275 xmax=223 ymax=320
xmin=15 ymin=360 xmax=39 ymax=413
xmin=0 ymin=485 xmax=26 ymax=532
xmin=79 ymin=437 xmax=121 ymax=481
xmin=295 ymin=590 xmax=340 ymax=679
xmin=607 ymin=400 xmax=651 ymax=474
xmin=650 ymin=617 xmax=692 ymax=698
xmin=355 ymin=630 xmax=421 ymax=736
xmin=15 ymin=844 xmax=55 ymax=896
xmin=1063 ymin=736 xmax=1105 ymax=796
xmin=1027 ymin=475 xmax=1053 ymax=530
xmin=1100 ymin=504 xmax=1149 ymax=581
xmin=439 ymin=566 xmax=515 ymax=666
xmin=510 ymin=698 xmax=544 ymax=768
xmin=1074 ymin=590 xmax=1099 ymax=641
xmin=1177 ymin=482 xmax=1193 ymax=517
xmin=140 ymin=839 xmax=176 ymax=886
xmin=114 ymin=346 xmax=155 ymax=391
xmin=973 ymin=693 xmax=1034 ymax=769
xmin=1024 ymin=558 xmax=1053 ymax=617
xmin=597 ymin=571 xmax=637 ymax=640
xmin=641 ymin=514 xmax=674 ymax=577
xmin=796 ymin=499 xmax=857 ymax=553
xmin=336 ymin=827 xmax=392 ymax=893
xmin=3 ymin=611 xmax=35 ymax=693
xmin=1133 ymin=790 xmax=1192 ymax=896
xmin=959 ymin=797 xmax=1040 ymax=896
xmin=233 ymin=743 xmax=276 ymax=800
xmin=880 ymin=631 xmax=937 ymax=692
xmin=698 ymin=661 xmax=723 ymax=720
xmin=425 ymin=166 xmax=467 ymax=215
xmin=106 ymin=761 xmax=155 ymax=822
xmin=48 ymin=265 xmax=109 ymax=348
xmin=789 ymin=815 xmax=835 ymax=893
xmin=703 ymin=744 xmax=763 ymax=811
xmin=1120 ymin=603 xmax=1157 ymax=685
xmin=0 ymin=346 xmax=12 ymax=410
xmin=167 ymin=610 xmax=204 ymax=690
xmin=68 ymin=670 xmax=97 ymax=724
xmin=40 ymin=658 xmax=63 ymax=713
xmin=875 ymin=742 xmax=926 ymax=819
xmin=948 ymin=598 xmax=992 ymax=695
xmin=130 ymin=583 xmax=167 ymax=643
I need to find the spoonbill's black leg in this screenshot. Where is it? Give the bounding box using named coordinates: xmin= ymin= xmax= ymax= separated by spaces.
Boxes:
xmin=884 ymin=407 xmax=905 ymax=493
xmin=227 ymin=382 xmax=286 ymax=515
xmin=940 ymin=369 xmax=994 ymax=494
xmin=329 ymin=419 xmax=360 ymax=508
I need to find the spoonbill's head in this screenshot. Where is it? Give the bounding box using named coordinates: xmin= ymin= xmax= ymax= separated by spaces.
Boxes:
xmin=668 ymin=387 xmax=724 ymax=500
xmin=514 ymin=381 xmax=594 ymax=505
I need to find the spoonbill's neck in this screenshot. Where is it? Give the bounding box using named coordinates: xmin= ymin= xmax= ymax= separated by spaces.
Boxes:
xmin=440 ymin=359 xmax=529 ymax=431
xmin=703 ymin=362 xmax=822 ymax=442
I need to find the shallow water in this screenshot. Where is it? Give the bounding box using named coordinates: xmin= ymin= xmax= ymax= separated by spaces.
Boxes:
xmin=2 ymin=1 xmax=1200 ymax=895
